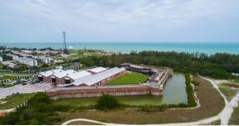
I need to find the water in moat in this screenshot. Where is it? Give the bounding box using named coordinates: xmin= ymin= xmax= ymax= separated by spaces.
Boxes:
xmin=162 ymin=73 xmax=188 ymax=104
xmin=54 ymin=73 xmax=188 ymax=106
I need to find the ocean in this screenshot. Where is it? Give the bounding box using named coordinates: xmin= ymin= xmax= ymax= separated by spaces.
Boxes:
xmin=0 ymin=42 xmax=239 ymax=55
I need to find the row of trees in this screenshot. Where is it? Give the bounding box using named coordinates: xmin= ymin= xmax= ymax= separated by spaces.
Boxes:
xmin=75 ymin=51 xmax=239 ymax=79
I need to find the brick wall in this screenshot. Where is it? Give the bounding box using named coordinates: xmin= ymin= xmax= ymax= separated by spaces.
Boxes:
xmin=47 ymin=85 xmax=162 ymax=99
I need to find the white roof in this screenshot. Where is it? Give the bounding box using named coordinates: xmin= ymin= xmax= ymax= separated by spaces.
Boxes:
xmin=66 ymin=71 xmax=91 ymax=80
xmin=40 ymin=69 xmax=62 ymax=77
xmin=54 ymin=69 xmax=74 ymax=78
xmin=88 ymin=67 xmax=107 ymax=73
xmin=39 ymin=69 xmax=91 ymax=79
xmin=73 ymin=67 xmax=125 ymax=86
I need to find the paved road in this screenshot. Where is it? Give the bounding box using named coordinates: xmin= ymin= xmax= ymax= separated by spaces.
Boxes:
xmin=0 ymin=83 xmax=52 ymax=99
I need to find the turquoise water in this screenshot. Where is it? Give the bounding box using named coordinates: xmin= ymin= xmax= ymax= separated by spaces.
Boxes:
xmin=162 ymin=74 xmax=187 ymax=104
xmin=0 ymin=42 xmax=239 ymax=54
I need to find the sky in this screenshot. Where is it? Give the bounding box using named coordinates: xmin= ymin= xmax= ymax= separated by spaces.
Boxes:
xmin=0 ymin=0 xmax=239 ymax=43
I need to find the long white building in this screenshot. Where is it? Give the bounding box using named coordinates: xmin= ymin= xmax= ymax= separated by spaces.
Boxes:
xmin=38 ymin=67 xmax=126 ymax=87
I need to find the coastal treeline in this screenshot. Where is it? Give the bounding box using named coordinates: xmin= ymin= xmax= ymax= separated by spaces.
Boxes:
xmin=76 ymin=51 xmax=239 ymax=79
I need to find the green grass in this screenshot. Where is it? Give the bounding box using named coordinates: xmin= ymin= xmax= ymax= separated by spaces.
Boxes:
xmin=56 ymin=76 xmax=225 ymax=124
xmin=219 ymin=85 xmax=238 ymax=101
xmin=232 ymin=79 xmax=239 ymax=83
xmin=107 ymin=72 xmax=148 ymax=85
xmin=230 ymin=106 xmax=239 ymax=125
xmin=0 ymin=93 xmax=35 ymax=109
xmin=53 ymin=95 xmax=163 ymax=107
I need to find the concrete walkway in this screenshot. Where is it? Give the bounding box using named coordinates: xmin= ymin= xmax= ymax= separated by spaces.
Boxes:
xmin=220 ymin=92 xmax=239 ymax=125
xmin=62 ymin=77 xmax=229 ymax=125
xmin=62 ymin=118 xmax=108 ymax=125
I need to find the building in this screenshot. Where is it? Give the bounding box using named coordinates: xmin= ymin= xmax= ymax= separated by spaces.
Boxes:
xmin=73 ymin=67 xmax=126 ymax=86
xmin=7 ymin=54 xmax=38 ymax=67
xmin=38 ymin=56 xmax=53 ymax=64
xmin=38 ymin=67 xmax=126 ymax=87
xmin=120 ymin=63 xmax=156 ymax=75
xmin=15 ymin=57 xmax=38 ymax=66
xmin=87 ymin=67 xmax=107 ymax=74
xmin=38 ymin=69 xmax=92 ymax=86
xmin=0 ymin=56 xmax=3 ymax=62
xmin=1 ymin=61 xmax=16 ymax=68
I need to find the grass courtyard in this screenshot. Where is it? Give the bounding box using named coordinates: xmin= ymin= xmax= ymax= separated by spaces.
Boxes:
xmin=0 ymin=93 xmax=35 ymax=109
xmin=107 ymin=72 xmax=148 ymax=85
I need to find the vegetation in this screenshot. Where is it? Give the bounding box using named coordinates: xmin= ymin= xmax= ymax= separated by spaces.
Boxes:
xmin=107 ymin=72 xmax=148 ymax=85
xmin=0 ymin=77 xmax=225 ymax=124
xmin=75 ymin=51 xmax=239 ymax=79
xmin=0 ymin=93 xmax=66 ymax=125
xmin=219 ymin=85 xmax=238 ymax=101
xmin=229 ymin=106 xmax=239 ymax=124
xmin=54 ymin=95 xmax=165 ymax=107
xmin=0 ymin=93 xmax=35 ymax=109
xmin=96 ymin=95 xmax=121 ymax=111
xmin=185 ymin=73 xmax=197 ymax=107
xmin=56 ymin=76 xmax=224 ymax=124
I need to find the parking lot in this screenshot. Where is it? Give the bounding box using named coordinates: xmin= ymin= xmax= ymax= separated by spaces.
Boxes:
xmin=0 ymin=83 xmax=52 ymax=99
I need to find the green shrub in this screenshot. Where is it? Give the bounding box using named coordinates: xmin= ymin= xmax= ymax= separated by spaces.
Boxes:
xmin=185 ymin=74 xmax=197 ymax=107
xmin=96 ymin=94 xmax=121 ymax=111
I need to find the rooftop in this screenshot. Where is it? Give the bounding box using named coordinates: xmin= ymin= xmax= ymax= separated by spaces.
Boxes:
xmin=73 ymin=67 xmax=125 ymax=86
xmin=88 ymin=67 xmax=107 ymax=73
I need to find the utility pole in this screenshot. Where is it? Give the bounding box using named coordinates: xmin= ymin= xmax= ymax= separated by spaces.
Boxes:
xmin=62 ymin=31 xmax=68 ymax=54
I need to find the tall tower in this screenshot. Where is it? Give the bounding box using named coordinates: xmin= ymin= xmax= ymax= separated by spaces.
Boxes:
xmin=62 ymin=31 xmax=68 ymax=54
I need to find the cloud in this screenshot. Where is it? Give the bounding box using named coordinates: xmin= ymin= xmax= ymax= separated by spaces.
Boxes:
xmin=0 ymin=0 xmax=239 ymax=42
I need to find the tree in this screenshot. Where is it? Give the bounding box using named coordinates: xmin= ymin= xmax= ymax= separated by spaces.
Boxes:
xmin=96 ymin=94 xmax=120 ymax=111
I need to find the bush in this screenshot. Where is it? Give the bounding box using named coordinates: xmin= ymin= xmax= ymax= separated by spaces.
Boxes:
xmin=96 ymin=94 xmax=121 ymax=111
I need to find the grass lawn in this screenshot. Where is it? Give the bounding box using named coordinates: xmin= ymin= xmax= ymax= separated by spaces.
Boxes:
xmin=219 ymin=85 xmax=238 ymax=101
xmin=56 ymin=76 xmax=225 ymax=124
xmin=53 ymin=95 xmax=163 ymax=107
xmin=0 ymin=93 xmax=35 ymax=109
xmin=229 ymin=106 xmax=239 ymax=125
xmin=107 ymin=72 xmax=148 ymax=85
xmin=232 ymin=79 xmax=239 ymax=83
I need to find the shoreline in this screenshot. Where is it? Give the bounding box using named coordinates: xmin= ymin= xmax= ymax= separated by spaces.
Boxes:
xmin=1 ymin=42 xmax=239 ymax=55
